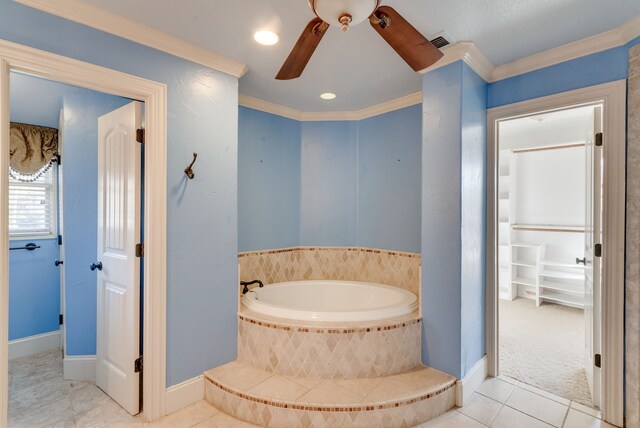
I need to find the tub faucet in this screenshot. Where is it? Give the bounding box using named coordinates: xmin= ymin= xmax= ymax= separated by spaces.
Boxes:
xmin=241 ymin=279 xmax=264 ymax=294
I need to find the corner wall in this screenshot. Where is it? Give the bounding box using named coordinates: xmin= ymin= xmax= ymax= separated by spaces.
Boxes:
xmin=239 ymin=105 xmax=423 ymax=254
xmin=421 ymin=61 xmax=487 ymax=379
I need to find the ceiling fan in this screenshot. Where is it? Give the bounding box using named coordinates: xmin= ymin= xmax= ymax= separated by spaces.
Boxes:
xmin=276 ymin=0 xmax=444 ymax=80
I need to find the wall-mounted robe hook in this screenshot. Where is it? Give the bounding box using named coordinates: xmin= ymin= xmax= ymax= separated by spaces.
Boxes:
xmin=184 ymin=153 xmax=197 ymax=179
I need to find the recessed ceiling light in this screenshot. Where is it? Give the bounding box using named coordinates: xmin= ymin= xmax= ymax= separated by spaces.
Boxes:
xmin=254 ymin=30 xmax=279 ymax=46
xmin=320 ymin=92 xmax=336 ymax=100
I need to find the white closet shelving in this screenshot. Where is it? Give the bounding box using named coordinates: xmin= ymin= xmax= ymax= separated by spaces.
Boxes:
xmin=498 ymin=149 xmax=517 ymax=301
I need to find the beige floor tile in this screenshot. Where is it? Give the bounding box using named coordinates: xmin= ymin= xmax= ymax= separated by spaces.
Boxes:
xmin=562 ymin=409 xmax=614 ymax=428
xmin=248 ymin=375 xmax=309 ymax=401
xmin=365 ymin=376 xmax=425 ymax=402
xmin=491 ymin=406 xmax=552 ymax=428
xmin=196 ymin=412 xmax=261 ymax=427
xmin=75 ymin=400 xmax=144 ymax=427
xmin=287 ymin=375 xmax=323 ymax=390
xmin=514 ymin=381 xmax=571 ymax=406
xmin=570 ymin=401 xmax=601 ymax=419
xmin=146 ymin=401 xmax=219 ymax=428
xmin=334 ymin=376 xmax=384 ymax=397
xmin=298 ymin=380 xmax=365 ymax=405
xmin=458 ymin=393 xmax=502 ymax=425
xmin=477 ymin=378 xmax=515 ymax=403
xmin=205 ymin=362 xmax=272 ymax=391
xmin=505 ymin=388 xmax=568 ymax=427
xmin=415 ymin=409 xmax=486 ymax=427
xmin=69 ymin=381 xmax=113 ymax=416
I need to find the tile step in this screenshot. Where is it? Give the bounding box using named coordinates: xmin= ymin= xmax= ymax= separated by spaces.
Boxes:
xmin=204 ymin=360 xmax=457 ymax=427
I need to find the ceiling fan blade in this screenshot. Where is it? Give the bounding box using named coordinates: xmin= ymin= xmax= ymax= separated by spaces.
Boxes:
xmin=369 ymin=6 xmax=443 ymax=72
xmin=276 ymin=18 xmax=330 ymax=80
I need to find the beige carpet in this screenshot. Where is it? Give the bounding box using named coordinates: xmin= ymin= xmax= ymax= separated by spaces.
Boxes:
xmin=499 ymin=297 xmax=592 ymax=406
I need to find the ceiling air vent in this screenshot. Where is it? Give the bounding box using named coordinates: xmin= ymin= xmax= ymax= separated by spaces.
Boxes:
xmin=429 ymin=31 xmax=453 ymax=49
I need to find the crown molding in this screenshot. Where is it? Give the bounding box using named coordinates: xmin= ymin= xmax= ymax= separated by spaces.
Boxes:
xmin=239 ymin=91 xmax=422 ymax=122
xmin=419 ymin=42 xmax=494 ymax=82
xmin=491 ymin=15 xmax=640 ymax=82
xmin=14 ymin=0 xmax=248 ymax=78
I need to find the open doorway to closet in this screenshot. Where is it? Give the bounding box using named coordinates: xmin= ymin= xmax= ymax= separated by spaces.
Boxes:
xmin=495 ymin=104 xmax=602 ymax=409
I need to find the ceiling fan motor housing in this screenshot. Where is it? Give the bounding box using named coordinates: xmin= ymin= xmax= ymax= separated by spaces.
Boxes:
xmin=310 ymin=0 xmax=379 ymax=29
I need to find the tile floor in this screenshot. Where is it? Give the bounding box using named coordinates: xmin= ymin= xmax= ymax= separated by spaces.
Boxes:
xmin=8 ymin=350 xmax=613 ymax=427
xmin=417 ymin=377 xmax=614 ymax=428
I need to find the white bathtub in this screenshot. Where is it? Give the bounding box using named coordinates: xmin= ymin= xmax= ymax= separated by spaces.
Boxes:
xmin=242 ymin=280 xmax=418 ymax=322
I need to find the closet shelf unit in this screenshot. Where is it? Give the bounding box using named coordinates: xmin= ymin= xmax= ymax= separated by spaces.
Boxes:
xmin=498 ymin=149 xmax=517 ymax=301
xmin=508 ymin=242 xmax=586 ymax=309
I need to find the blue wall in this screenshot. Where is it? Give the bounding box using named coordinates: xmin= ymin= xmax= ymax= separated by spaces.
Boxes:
xmin=239 ymin=105 xmax=422 ymax=253
xmin=357 ymin=106 xmax=422 ymax=253
xmin=8 ymin=239 xmax=60 ymax=340
xmin=421 ymin=61 xmax=487 ymax=378
xmin=299 ymin=121 xmax=358 ymax=247
xmin=238 ymin=107 xmax=300 ymax=252
xmin=0 ymin=0 xmax=239 ymax=386
xmin=8 ymin=73 xmax=65 ymax=341
xmin=488 ymin=37 xmax=640 ymax=108
xmin=62 ymin=89 xmax=130 ymax=356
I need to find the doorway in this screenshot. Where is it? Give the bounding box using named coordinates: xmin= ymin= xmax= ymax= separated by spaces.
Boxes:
xmin=496 ymin=105 xmax=600 ymax=407
xmin=486 ymin=81 xmax=626 ymax=426
xmin=0 ymin=40 xmax=168 ymax=424
xmin=6 ymin=71 xmax=143 ymax=425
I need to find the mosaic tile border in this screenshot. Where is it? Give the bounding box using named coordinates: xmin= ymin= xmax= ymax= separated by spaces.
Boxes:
xmin=238 ymin=246 xmax=422 ymax=296
xmin=205 ymin=375 xmax=456 ymax=413
xmin=238 ymin=313 xmax=421 ymax=335
xmin=238 ymin=246 xmax=421 ymax=259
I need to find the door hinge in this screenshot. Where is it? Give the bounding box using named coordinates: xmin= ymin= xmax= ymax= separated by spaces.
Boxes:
xmin=595 ymin=353 xmax=601 ymax=368
xmin=595 ymin=243 xmax=602 ymax=258
xmin=135 ymin=243 xmax=144 ymax=258
xmin=595 ymin=132 xmax=603 ymax=147
xmin=58 ymin=234 xmax=63 ymax=246
xmin=136 ymin=128 xmax=145 ymax=144
xmin=59 ymin=314 xmax=63 ymax=325
xmin=134 ymin=357 xmax=143 ymax=373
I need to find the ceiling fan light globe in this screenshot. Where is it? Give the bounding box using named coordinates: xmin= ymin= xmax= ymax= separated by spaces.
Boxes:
xmin=311 ymin=0 xmax=378 ymax=28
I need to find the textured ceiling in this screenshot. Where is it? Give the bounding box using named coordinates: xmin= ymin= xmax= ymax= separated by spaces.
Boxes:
xmin=82 ymin=0 xmax=640 ymax=111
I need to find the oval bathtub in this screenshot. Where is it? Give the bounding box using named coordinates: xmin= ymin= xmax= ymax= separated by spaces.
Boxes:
xmin=242 ymin=280 xmax=418 ymax=322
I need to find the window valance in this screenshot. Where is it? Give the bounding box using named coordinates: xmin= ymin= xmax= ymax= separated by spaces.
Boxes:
xmin=9 ymin=122 xmax=58 ymax=182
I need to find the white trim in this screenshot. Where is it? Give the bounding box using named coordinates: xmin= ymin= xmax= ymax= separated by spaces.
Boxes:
xmin=8 ymin=331 xmax=60 ymax=360
xmin=14 ymin=0 xmax=247 ymax=78
xmin=419 ymin=42 xmax=494 ymax=82
xmin=486 ymin=80 xmax=626 ymax=427
xmin=455 ymin=356 xmax=488 ymax=407
xmin=63 ymin=355 xmax=96 ymax=381
xmin=0 ymin=38 xmax=168 ymax=422
xmin=165 ymin=375 xmax=205 ymax=415
xmin=239 ymin=91 xmax=422 ymax=122
xmin=491 ymin=15 xmax=640 ymax=82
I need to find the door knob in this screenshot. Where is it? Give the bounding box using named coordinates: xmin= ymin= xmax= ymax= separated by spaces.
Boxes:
xmin=90 ymin=261 xmax=103 ymax=271
xmin=54 ymin=260 xmax=63 ymax=267
xmin=576 ymin=257 xmax=586 ymax=265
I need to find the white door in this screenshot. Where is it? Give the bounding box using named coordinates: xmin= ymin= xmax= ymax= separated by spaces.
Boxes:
xmin=95 ymin=101 xmax=142 ymax=415
xmin=584 ymin=105 xmax=602 ymax=408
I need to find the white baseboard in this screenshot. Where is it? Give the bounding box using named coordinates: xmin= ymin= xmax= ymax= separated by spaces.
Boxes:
xmin=9 ymin=331 xmax=60 ymax=360
xmin=456 ymin=356 xmax=488 ymax=407
xmin=63 ymin=355 xmax=96 ymax=381
xmin=165 ymin=375 xmax=205 ymax=415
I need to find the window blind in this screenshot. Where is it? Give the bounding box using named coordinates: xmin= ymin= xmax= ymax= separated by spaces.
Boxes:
xmin=9 ymin=168 xmax=56 ymax=237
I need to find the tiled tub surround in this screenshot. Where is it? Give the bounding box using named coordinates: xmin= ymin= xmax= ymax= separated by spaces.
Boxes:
xmin=238 ymin=309 xmax=422 ymax=379
xmin=238 ymin=247 xmax=421 ymax=296
xmin=205 ymin=360 xmax=457 ymax=428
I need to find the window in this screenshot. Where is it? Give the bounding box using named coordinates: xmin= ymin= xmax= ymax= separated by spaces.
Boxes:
xmin=9 ymin=167 xmax=57 ymax=238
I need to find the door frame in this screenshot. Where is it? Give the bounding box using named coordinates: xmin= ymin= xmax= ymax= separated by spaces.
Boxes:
xmin=0 ymin=39 xmax=168 ymax=422
xmin=485 ymin=80 xmax=626 ymax=426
